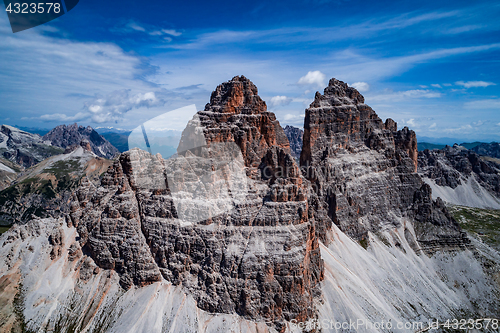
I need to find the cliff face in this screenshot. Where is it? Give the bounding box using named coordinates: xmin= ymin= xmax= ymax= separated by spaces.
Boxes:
xmin=283 ymin=125 xmax=303 ymax=161
xmin=71 ymin=76 xmax=323 ymax=330
xmin=418 ymin=144 xmax=500 ymax=209
xmin=43 ymin=124 xmax=119 ymax=159
xmin=300 ymin=78 xmax=467 ymax=252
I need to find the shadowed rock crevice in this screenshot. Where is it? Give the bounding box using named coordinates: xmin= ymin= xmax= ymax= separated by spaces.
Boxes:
xmin=283 ymin=125 xmax=303 ymax=161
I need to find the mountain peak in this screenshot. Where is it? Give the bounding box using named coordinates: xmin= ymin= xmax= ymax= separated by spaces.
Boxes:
xmin=311 ymin=78 xmax=365 ymax=107
xmin=204 ymin=75 xmax=267 ymax=114
xmin=43 ymin=123 xmax=119 ymax=159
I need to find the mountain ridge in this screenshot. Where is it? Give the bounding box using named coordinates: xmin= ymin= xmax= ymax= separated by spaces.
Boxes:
xmin=0 ymin=76 xmax=498 ymax=333
xmin=43 ymin=123 xmax=120 ymax=159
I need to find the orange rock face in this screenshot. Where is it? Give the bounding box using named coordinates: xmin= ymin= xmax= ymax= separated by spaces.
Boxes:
xmin=179 ymin=76 xmax=290 ymax=169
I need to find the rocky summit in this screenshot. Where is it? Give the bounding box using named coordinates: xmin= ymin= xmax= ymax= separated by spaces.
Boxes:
xmin=43 ymin=123 xmax=120 ymax=159
xmin=300 ymin=78 xmax=467 ymax=253
xmin=0 ymin=77 xmax=499 ymax=333
xmin=71 ymin=76 xmax=322 ymax=329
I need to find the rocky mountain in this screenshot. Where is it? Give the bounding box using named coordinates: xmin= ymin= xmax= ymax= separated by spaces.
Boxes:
xmin=300 ymin=78 xmax=465 ymax=252
xmin=0 ymin=141 xmax=112 ymax=226
xmin=0 ymin=125 xmax=64 ymax=168
xmin=43 ymin=123 xmax=120 ymax=159
xmin=0 ymin=158 xmax=20 ymax=191
xmin=71 ymin=76 xmax=321 ymax=330
xmin=283 ymin=125 xmax=303 ymax=161
xmin=472 ymin=142 xmax=500 ymax=159
xmin=417 ymin=142 xmax=445 ymax=151
xmin=0 ymin=77 xmax=499 ymax=333
xmin=418 ymin=144 xmax=500 ymax=209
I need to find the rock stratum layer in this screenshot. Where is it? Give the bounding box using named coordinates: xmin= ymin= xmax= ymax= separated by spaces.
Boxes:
xmin=1 ymin=77 xmax=499 ymax=333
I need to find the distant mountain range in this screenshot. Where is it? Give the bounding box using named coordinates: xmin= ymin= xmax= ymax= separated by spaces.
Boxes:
xmin=0 ymin=125 xmax=64 ymax=169
xmin=418 ymin=144 xmax=500 ymax=209
xmin=43 ymin=124 xmax=120 ymax=159
xmin=418 ymin=141 xmax=497 ymax=151
xmin=0 ymin=123 xmax=120 ymax=192
xmin=0 ymin=124 xmax=118 ymax=226
xmin=417 ymin=135 xmax=499 ymax=146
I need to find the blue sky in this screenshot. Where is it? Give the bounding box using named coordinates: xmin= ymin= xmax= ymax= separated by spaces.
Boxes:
xmin=0 ymin=0 xmax=499 ymax=142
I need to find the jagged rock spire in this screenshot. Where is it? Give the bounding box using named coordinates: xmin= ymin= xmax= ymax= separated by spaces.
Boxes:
xmin=204 ymin=75 xmax=267 ymax=114
xmin=180 ymin=75 xmax=290 ymax=168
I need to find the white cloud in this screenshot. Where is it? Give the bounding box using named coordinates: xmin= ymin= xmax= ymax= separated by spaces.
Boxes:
xmin=81 ymin=90 xmax=166 ymax=123
xmin=455 ymin=80 xmax=496 ymax=88
xmin=443 ymin=83 xmax=452 ymax=87
xmin=442 ymin=120 xmax=486 ymax=134
xmin=118 ymin=21 xmax=181 ymax=39
xmin=368 ymin=89 xmax=441 ymax=102
xmin=167 ymin=10 xmax=462 ymax=50
xmin=280 ymin=113 xmax=305 ymax=127
xmin=351 ymin=82 xmax=370 ymax=92
xmin=150 ymin=29 xmax=182 ymax=38
xmin=444 ymin=24 xmax=485 ymax=34
xmin=24 ymin=89 xmax=167 ymax=124
xmin=0 ymin=15 xmax=206 ymax=128
xmin=161 ymin=29 xmax=182 ymax=37
xmin=127 ymin=22 xmax=146 ymax=32
xmin=297 ymin=71 xmax=326 ymax=88
xmin=22 ymin=112 xmax=88 ymax=122
xmin=407 ymin=119 xmax=416 ymax=127
xmin=269 ymin=95 xmax=292 ymax=108
xmin=464 ymin=99 xmax=500 ymax=109
xmin=497 ymin=123 xmax=500 ymax=126
xmin=431 ymin=84 xmax=442 ymax=88
xmin=443 ymin=124 xmax=473 ymax=133
xmin=429 ymin=123 xmax=437 ymax=129
xmin=283 ymin=113 xmax=305 ymax=121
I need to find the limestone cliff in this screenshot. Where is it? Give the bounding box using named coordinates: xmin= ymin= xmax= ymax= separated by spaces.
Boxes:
xmin=300 ymin=78 xmax=468 ymax=253
xmin=71 ymin=76 xmax=323 ymax=330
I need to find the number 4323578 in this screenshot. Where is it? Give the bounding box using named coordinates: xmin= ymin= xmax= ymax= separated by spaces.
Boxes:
xmin=5 ymin=3 xmax=62 ymax=14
